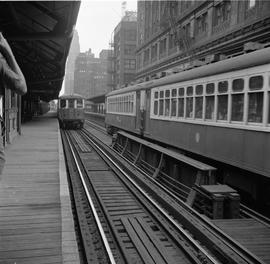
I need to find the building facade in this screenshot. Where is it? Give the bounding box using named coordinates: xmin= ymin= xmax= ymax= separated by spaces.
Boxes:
xmin=112 ymin=11 xmax=137 ymax=89
xmin=64 ymin=30 xmax=80 ymax=94
xmin=74 ymin=49 xmax=111 ymax=99
xmin=136 ymin=0 xmax=270 ymax=80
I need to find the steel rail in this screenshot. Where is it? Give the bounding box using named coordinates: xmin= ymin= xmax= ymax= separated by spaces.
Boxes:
xmin=240 ymin=204 xmax=270 ymax=227
xmin=65 ymin=132 xmax=117 ymax=264
xmin=108 ymin=136 xmax=267 ymax=264
xmin=81 ymin=129 xmax=221 ymax=264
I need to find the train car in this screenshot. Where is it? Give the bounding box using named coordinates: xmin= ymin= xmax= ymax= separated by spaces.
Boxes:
xmin=105 ymin=47 xmax=270 ymax=187
xmin=58 ymin=94 xmax=85 ymax=129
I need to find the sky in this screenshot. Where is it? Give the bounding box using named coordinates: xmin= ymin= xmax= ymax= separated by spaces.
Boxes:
xmin=75 ymin=0 xmax=137 ymax=57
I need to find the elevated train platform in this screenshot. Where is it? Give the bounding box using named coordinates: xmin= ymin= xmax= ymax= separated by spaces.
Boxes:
xmin=0 ymin=112 xmax=79 ymax=264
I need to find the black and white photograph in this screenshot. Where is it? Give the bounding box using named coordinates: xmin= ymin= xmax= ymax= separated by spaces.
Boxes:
xmin=0 ymin=0 xmax=270 ymax=263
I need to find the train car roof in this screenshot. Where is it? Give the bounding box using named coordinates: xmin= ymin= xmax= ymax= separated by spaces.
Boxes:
xmin=107 ymin=46 xmax=270 ymax=97
xmin=59 ymin=93 xmax=84 ymax=99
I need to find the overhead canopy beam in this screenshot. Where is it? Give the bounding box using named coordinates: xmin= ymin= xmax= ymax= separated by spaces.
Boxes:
xmin=6 ymin=31 xmax=73 ymax=41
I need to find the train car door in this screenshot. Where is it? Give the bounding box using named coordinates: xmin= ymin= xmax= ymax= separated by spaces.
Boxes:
xmin=135 ymin=91 xmax=140 ymax=132
xmin=136 ymin=90 xmax=146 ymax=135
xmin=144 ymin=89 xmax=151 ymax=134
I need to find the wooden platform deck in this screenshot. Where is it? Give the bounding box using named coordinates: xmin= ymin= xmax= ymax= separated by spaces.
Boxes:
xmin=213 ymin=218 xmax=270 ymax=264
xmin=0 ymin=112 xmax=80 ymax=264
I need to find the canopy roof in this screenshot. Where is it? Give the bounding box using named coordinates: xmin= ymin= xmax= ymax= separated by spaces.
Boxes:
xmin=0 ymin=1 xmax=80 ymax=101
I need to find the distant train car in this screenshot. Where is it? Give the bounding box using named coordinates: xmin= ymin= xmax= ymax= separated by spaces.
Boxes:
xmin=105 ymin=47 xmax=270 ymax=180
xmin=58 ymin=94 xmax=85 ymax=129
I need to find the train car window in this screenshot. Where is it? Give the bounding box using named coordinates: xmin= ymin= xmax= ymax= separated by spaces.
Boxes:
xmin=231 ymin=94 xmax=244 ymax=121
xmin=165 ymin=90 xmax=170 ymax=116
xmin=69 ymin=99 xmax=75 ymax=108
xmin=195 ymin=97 xmax=203 ymax=118
xmin=131 ymin=100 xmax=134 ymax=113
xmin=187 ymin=86 xmax=193 ymax=96
xmin=217 ymin=95 xmax=228 ymax=120
xmin=165 ymin=99 xmax=170 ymax=116
xmin=178 ymin=87 xmax=184 ymax=96
xmin=171 ymin=98 xmax=177 ymax=116
xmin=249 ymin=75 xmax=263 ymax=90
xmin=158 ymin=90 xmax=164 ymax=115
xmin=154 ymin=91 xmax=158 ymax=98
xmin=205 ymin=96 xmax=214 ymax=120
xmin=171 ymin=89 xmax=177 ymax=117
xmin=154 ymin=101 xmax=158 ymax=115
xmin=248 ymin=92 xmax=263 ymax=123
xmin=178 ymin=98 xmax=184 ymax=117
xmin=206 ymin=83 xmax=215 ymax=94
xmin=232 ymin=79 xmax=244 ymax=92
xmin=218 ymin=81 xmax=228 ymax=93
xmin=269 ymin=92 xmax=270 ymax=124
xmin=77 ymin=99 xmax=83 ymax=108
xmin=186 ymin=97 xmax=193 ymax=118
xmin=159 ymin=99 xmax=164 ymax=116
xmin=60 ymin=99 xmax=66 ymax=108
xmin=195 ymin=85 xmax=203 ymax=95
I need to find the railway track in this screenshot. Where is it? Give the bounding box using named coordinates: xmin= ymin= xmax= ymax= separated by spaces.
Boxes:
xmin=85 ymin=118 xmax=270 ymax=225
xmin=82 ymin=119 xmax=270 ymax=263
xmin=62 ymin=129 xmax=222 ymax=264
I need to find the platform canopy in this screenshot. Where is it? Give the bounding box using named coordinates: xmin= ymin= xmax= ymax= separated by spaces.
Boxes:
xmin=0 ymin=1 xmax=80 ymax=102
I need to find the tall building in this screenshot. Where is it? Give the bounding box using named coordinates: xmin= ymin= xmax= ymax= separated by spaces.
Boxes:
xmin=112 ymin=11 xmax=137 ymax=90
xmin=64 ymin=30 xmax=80 ymax=94
xmin=136 ymin=0 xmax=270 ymax=80
xmin=74 ymin=49 xmax=111 ymax=98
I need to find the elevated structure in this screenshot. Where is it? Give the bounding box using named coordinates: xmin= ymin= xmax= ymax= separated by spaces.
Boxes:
xmin=0 ymin=1 xmax=80 ymax=143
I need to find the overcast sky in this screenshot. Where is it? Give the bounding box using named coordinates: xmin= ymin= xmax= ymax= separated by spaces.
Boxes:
xmin=75 ymin=0 xmax=137 ymax=57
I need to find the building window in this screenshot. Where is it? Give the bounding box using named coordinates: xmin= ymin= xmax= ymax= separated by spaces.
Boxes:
xmin=124 ymin=45 xmax=136 ymax=55
xmin=143 ymin=49 xmax=150 ymax=65
xmin=214 ymin=1 xmax=231 ymax=26
xmin=125 ymin=29 xmax=136 ymax=41
xmin=124 ymin=59 xmax=136 ymax=69
xmin=151 ymin=44 xmax=158 ymax=60
xmin=196 ymin=12 xmax=208 ymax=35
xmin=169 ymin=33 xmax=176 ymax=49
xmin=159 ymin=38 xmax=167 ymax=56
